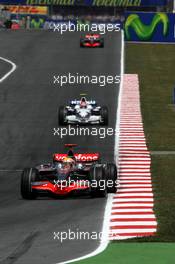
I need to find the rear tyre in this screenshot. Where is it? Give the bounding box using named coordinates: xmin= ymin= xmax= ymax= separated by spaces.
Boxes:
xmin=58 ymin=106 xmax=67 ymax=125
xmin=100 ymin=39 xmax=104 ymax=48
xmin=80 ymin=39 xmax=84 ymax=47
xmin=21 ymin=168 xmax=39 ymax=199
xmin=89 ymin=165 xmax=107 ymax=198
xmin=104 ymin=163 xmax=117 ymax=193
xmin=100 ymin=106 xmax=108 ymax=126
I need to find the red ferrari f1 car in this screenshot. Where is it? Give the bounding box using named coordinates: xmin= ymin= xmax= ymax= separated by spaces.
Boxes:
xmin=21 ymin=144 xmax=117 ymax=199
xmin=80 ymin=34 xmax=104 ymax=48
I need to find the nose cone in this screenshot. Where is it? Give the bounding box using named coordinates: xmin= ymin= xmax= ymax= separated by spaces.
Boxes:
xmin=81 ymin=109 xmax=88 ymax=117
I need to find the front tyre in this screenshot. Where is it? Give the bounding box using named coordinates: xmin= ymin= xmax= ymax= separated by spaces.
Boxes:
xmin=80 ymin=39 xmax=85 ymax=47
xmin=89 ymin=165 xmax=107 ymax=198
xmin=58 ymin=106 xmax=67 ymax=125
xmin=100 ymin=39 xmax=104 ymax=48
xmin=21 ymin=168 xmax=39 ymax=199
xmin=104 ymin=163 xmax=117 ymax=193
xmin=100 ymin=106 xmax=108 ymax=126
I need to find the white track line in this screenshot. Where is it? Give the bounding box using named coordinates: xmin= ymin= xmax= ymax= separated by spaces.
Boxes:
xmin=118 ymin=181 xmax=152 ymax=185
xmin=114 ymin=193 xmax=153 ymax=197
xmin=58 ymin=194 xmax=113 ymax=264
xmin=0 ymin=56 xmax=17 ymax=83
xmin=110 ymin=214 xmax=156 ymax=219
xmin=117 ymin=188 xmax=152 ymax=191
xmin=118 ymin=177 xmax=151 ymax=180
xmin=110 ymin=221 xmax=157 ymax=226
xmin=110 ymin=228 xmax=157 ymax=234
xmin=111 ymin=209 xmax=153 ymax=213
xmin=56 ymin=32 xmax=124 ymax=264
xmin=114 ymin=32 xmax=124 ymax=165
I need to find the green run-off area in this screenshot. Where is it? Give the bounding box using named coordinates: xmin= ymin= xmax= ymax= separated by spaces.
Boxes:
xmin=75 ymin=243 xmax=175 ymax=264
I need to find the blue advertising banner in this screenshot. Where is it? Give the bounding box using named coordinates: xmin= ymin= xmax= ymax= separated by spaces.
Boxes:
xmin=124 ymin=12 xmax=175 ymax=43
xmin=0 ymin=0 xmax=167 ymax=6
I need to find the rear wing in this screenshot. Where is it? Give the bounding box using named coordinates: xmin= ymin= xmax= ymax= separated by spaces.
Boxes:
xmin=53 ymin=153 xmax=100 ymax=162
xmin=70 ymin=100 xmax=96 ymax=105
xmin=85 ymin=34 xmax=100 ymax=38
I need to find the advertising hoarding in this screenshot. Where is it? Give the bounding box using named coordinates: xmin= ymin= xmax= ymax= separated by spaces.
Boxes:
xmin=0 ymin=0 xmax=167 ymax=6
xmin=125 ymin=12 xmax=175 ymax=42
xmin=3 ymin=5 xmax=48 ymax=15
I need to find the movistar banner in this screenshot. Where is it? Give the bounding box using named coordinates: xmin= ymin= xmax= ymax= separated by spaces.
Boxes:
xmin=0 ymin=0 xmax=167 ymax=6
xmin=125 ymin=12 xmax=175 ymax=43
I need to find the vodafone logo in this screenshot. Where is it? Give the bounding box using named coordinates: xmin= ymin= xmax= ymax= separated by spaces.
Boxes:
xmin=53 ymin=153 xmax=99 ymax=162
xmin=75 ymin=154 xmax=99 ymax=161
xmin=54 ymin=154 xmax=67 ymax=161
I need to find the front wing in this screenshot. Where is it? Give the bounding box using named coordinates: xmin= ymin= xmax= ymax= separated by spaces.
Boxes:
xmin=32 ymin=181 xmax=90 ymax=196
xmin=80 ymin=40 xmax=103 ymax=48
xmin=65 ymin=115 xmax=102 ymax=124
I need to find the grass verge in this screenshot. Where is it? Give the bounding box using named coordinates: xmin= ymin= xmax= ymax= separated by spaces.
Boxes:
xmin=74 ymin=243 xmax=175 ymax=264
xmin=126 ymin=43 xmax=175 ymax=242
xmin=126 ymin=43 xmax=175 ymax=151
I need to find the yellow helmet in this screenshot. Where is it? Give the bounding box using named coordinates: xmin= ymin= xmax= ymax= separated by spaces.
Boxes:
xmin=63 ymin=157 xmax=74 ymax=163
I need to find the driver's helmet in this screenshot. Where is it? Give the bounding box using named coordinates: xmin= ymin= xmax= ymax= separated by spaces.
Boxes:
xmin=80 ymin=97 xmax=87 ymax=108
xmin=62 ymin=157 xmax=75 ymax=170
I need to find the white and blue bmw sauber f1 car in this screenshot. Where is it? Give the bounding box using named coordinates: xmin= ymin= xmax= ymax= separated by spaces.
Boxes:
xmin=58 ymin=97 xmax=108 ymax=125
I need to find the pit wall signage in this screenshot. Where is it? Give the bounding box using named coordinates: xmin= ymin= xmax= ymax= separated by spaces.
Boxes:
xmin=0 ymin=0 xmax=167 ymax=6
xmin=124 ymin=12 xmax=175 ymax=43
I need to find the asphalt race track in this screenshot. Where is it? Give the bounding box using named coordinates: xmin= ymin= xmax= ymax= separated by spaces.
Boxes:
xmin=0 ymin=30 xmax=121 ymax=264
